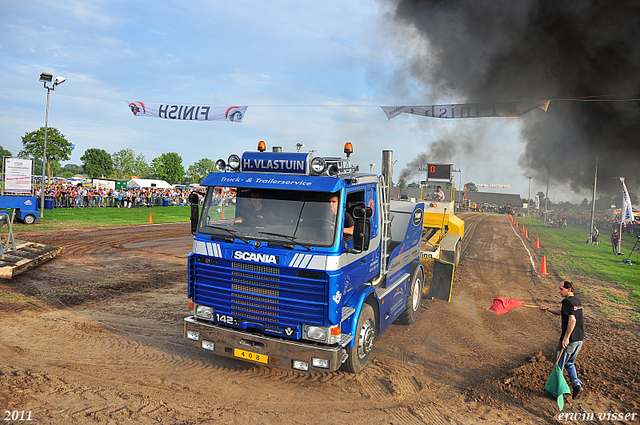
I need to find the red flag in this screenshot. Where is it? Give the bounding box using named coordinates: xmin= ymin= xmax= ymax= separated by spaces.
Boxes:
xmin=489 ymin=297 xmax=524 ymax=315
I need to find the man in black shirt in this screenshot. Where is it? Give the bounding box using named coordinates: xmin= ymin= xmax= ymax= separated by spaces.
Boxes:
xmin=329 ymin=195 xmax=354 ymax=237
xmin=540 ymin=280 xmax=585 ymax=399
xmin=232 ymin=191 xmax=272 ymax=229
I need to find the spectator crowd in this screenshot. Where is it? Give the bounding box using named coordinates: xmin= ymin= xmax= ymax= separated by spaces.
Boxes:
xmin=541 ymin=210 xmax=640 ymax=236
xmin=30 ymin=184 xmax=206 ymax=209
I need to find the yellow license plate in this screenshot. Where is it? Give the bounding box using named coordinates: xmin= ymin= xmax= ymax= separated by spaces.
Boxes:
xmin=234 ymin=348 xmax=268 ymax=364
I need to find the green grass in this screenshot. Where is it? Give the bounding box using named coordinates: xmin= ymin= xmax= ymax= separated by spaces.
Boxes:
xmin=517 ymin=215 xmax=640 ymax=310
xmin=2 ymin=205 xmax=235 ymax=231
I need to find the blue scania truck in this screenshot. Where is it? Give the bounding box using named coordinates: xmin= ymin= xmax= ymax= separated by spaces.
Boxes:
xmin=184 ymin=143 xmax=453 ymax=373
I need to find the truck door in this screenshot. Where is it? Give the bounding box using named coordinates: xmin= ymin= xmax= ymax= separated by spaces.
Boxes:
xmin=342 ymin=186 xmax=380 ymax=291
xmin=341 ymin=189 xmax=366 ymax=298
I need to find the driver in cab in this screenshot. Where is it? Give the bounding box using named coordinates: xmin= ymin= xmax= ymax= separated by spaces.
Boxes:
xmin=431 ymin=186 xmax=445 ymax=202
xmin=231 ymin=191 xmax=272 ymax=229
xmin=329 ymin=195 xmax=354 ymax=237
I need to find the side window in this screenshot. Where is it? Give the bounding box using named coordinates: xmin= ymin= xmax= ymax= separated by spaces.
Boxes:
xmin=345 ymin=190 xmax=364 ymax=244
xmin=366 ymin=186 xmax=378 ymax=239
xmin=345 ymin=190 xmax=365 ymax=221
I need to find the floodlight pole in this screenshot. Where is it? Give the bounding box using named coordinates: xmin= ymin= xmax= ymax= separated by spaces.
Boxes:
xmin=40 ymin=86 xmax=52 ymax=219
xmin=453 ymin=168 xmax=461 ymax=193
xmin=38 ymin=74 xmax=64 ymax=218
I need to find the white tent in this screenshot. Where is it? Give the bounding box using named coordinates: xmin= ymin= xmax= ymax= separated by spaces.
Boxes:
xmin=127 ymin=179 xmax=171 ymax=189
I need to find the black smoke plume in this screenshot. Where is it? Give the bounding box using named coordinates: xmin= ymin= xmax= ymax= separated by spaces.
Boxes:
xmin=388 ymin=1 xmax=640 ymax=195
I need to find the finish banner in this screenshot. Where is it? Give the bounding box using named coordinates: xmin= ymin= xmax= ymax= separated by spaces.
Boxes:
xmin=128 ymin=102 xmax=248 ymax=123
xmin=381 ymin=100 xmax=551 ymax=120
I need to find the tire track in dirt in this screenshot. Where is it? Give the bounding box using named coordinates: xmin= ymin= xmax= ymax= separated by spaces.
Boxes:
xmin=11 ymin=216 xmax=637 ymax=424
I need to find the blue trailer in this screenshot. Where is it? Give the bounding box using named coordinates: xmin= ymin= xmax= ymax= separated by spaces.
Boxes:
xmin=0 ymin=196 xmax=39 ymax=224
xmin=183 ymin=143 xmax=454 ymax=373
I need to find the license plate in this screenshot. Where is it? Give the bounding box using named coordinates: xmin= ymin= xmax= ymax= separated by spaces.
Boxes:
xmin=234 ymin=348 xmax=268 ymax=364
xmin=215 ymin=313 xmax=240 ymax=326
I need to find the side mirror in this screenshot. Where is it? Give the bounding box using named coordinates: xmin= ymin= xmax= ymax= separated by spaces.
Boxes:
xmin=352 ymin=220 xmax=371 ymax=251
xmin=351 ymin=203 xmax=373 ymax=219
xmin=189 ymin=193 xmax=200 ymax=235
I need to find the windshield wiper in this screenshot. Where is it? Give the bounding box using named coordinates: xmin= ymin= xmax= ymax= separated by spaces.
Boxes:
xmin=206 ymin=225 xmax=250 ymax=243
xmin=257 ymin=231 xmax=312 ymax=250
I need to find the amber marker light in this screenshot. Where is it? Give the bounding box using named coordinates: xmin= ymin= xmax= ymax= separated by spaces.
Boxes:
xmin=331 ymin=326 xmax=341 ymax=336
xmin=344 ymin=142 xmax=354 ymax=157
xmin=189 ymin=301 xmax=194 ymax=309
xmin=257 ymin=140 xmax=266 ymax=152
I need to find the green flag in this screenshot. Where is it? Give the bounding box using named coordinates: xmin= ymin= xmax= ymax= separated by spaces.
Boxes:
xmin=545 ymin=364 xmax=571 ymax=411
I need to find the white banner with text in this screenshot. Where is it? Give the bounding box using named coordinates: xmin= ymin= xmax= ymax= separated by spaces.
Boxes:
xmin=128 ymin=102 xmax=248 ymax=123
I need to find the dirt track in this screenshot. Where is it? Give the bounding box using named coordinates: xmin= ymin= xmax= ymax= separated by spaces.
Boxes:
xmin=1 ymin=214 xmax=639 ymax=424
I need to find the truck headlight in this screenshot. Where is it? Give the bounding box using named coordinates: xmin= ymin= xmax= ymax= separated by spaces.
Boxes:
xmin=304 ymin=324 xmax=341 ymax=344
xmin=201 ymin=340 xmax=215 ymax=351
xmin=312 ymin=358 xmax=330 ymax=369
xmin=292 ymin=360 xmax=309 ymax=372
xmin=305 ymin=326 xmax=327 ymax=342
xmin=195 ymin=304 xmax=213 ymax=320
xmin=186 ymin=330 xmax=199 ymax=341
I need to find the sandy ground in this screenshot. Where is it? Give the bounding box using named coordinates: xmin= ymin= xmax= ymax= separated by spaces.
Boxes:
xmin=1 ymin=213 xmax=639 ymax=424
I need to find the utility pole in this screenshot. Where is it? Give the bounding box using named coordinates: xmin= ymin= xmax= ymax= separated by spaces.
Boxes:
xmin=618 ymin=177 xmax=625 ymax=253
xmin=526 ymin=176 xmax=532 ymax=217
xmin=543 ymin=170 xmax=549 ymax=226
xmin=588 ymin=155 xmax=598 ymax=244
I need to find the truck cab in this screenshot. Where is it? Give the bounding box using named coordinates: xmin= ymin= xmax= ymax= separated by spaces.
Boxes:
xmin=184 ymin=144 xmax=426 ymax=373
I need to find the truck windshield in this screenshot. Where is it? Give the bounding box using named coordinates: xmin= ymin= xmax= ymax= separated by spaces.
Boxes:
xmin=198 ymin=187 xmax=341 ymax=248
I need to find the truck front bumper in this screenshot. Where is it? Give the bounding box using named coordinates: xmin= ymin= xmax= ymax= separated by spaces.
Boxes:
xmin=184 ymin=316 xmax=344 ymax=372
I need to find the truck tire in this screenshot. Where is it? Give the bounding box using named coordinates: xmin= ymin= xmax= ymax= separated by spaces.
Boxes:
xmin=342 ymin=304 xmax=375 ymax=373
xmin=23 ymin=214 xmax=36 ymax=225
xmin=397 ymin=263 xmax=424 ymax=325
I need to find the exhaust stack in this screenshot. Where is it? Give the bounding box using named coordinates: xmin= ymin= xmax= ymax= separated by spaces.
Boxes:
xmin=381 ymin=150 xmax=393 ymax=201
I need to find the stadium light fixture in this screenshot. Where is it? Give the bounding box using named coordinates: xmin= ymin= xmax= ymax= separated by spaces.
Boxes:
xmin=38 ymin=72 xmax=65 ymax=218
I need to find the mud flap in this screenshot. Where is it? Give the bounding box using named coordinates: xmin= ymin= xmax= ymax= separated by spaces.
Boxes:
xmin=425 ymin=259 xmax=454 ymax=302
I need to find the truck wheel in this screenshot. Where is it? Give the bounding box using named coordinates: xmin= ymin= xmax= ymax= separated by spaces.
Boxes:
xmin=397 ymin=264 xmax=424 ymax=325
xmin=23 ymin=214 xmax=36 ymax=225
xmin=342 ymin=304 xmax=375 ymax=373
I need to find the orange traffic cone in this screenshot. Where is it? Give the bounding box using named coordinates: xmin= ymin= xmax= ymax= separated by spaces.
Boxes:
xmin=516 ymin=221 xmax=519 ymax=228
xmin=535 ymin=236 xmax=540 ymax=248
xmin=524 ymin=229 xmax=528 ymax=238
xmin=539 ymin=255 xmax=549 ymax=275
xmin=148 ymin=211 xmax=153 ymax=224
xmin=221 ymin=207 xmax=225 ymax=219
xmin=522 ymin=224 xmax=525 ymax=232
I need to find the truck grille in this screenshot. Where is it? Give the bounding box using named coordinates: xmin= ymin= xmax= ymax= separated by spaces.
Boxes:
xmin=191 ymin=255 xmax=328 ymax=329
xmin=232 ymin=262 xmax=279 ymax=275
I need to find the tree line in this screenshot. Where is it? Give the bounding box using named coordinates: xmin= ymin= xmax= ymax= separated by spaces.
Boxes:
xmin=4 ymin=126 xmax=217 ymax=185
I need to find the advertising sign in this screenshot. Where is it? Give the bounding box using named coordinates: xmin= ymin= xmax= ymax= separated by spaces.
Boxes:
xmin=5 ymin=158 xmax=32 ymax=194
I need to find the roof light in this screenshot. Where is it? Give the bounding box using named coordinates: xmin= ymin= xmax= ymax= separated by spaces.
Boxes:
xmin=344 ymin=142 xmax=353 ymax=158
xmin=228 ymin=154 xmax=240 ymax=170
xmin=215 ymin=159 xmax=226 ymax=172
xmin=311 ymin=157 xmax=326 ymax=174
xmin=257 ymin=141 xmax=266 ymax=152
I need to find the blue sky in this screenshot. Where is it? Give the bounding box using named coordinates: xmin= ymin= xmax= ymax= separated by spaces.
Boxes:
xmin=0 ymin=0 xmax=567 ymax=201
